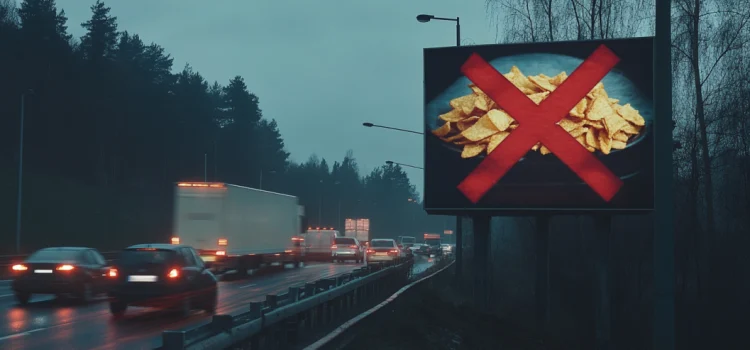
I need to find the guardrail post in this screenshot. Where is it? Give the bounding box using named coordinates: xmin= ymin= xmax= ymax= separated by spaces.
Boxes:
xmin=266 ymin=294 xmax=278 ymax=309
xmin=210 ymin=314 xmax=233 ymax=333
xmin=249 ymin=301 xmax=263 ymax=319
xmin=304 ymin=283 xmax=317 ymax=330
xmin=285 ymin=287 xmax=301 ymax=345
xmin=162 ymin=331 xmax=185 ymax=350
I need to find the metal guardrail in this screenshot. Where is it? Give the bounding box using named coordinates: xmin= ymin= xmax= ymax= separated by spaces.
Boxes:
xmin=0 ymin=251 xmax=120 ymax=279
xmin=157 ymin=257 xmax=414 ymax=350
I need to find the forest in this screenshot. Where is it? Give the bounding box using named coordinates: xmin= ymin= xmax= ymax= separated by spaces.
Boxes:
xmin=0 ymin=0 xmax=449 ymax=254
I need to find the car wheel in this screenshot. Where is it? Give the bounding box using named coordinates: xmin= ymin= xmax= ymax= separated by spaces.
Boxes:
xmin=202 ymin=289 xmax=218 ymax=314
xmin=109 ymin=301 xmax=127 ymax=317
xmin=15 ymin=292 xmax=31 ymax=305
xmin=180 ymin=296 xmax=192 ymax=318
xmin=78 ymin=282 xmax=94 ymax=303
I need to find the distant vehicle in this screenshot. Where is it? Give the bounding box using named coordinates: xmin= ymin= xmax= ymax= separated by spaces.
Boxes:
xmin=409 ymin=244 xmax=429 ymax=256
xmin=441 ymin=244 xmax=454 ymax=253
xmin=332 ymin=237 xmax=364 ymax=263
xmin=344 ymin=218 xmax=370 ymax=244
xmin=397 ymin=236 xmax=416 ymax=249
xmin=424 ymin=234 xmax=443 ymax=257
xmin=366 ymin=239 xmax=401 ymax=264
xmin=304 ymin=228 xmax=339 ymax=261
xmin=10 ymin=247 xmax=111 ymax=305
xmin=107 ymin=244 xmax=218 ymax=318
xmin=172 ymin=182 xmax=306 ymax=276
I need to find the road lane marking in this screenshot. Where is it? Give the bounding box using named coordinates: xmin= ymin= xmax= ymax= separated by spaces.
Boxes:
xmin=0 ymin=294 xmax=12 ymax=298
xmin=0 ymin=325 xmax=59 ymax=341
xmin=238 ymin=283 xmax=257 ymax=289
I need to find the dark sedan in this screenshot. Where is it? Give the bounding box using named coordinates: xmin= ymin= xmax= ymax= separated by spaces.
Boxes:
xmin=107 ymin=244 xmax=218 ymax=317
xmin=11 ymin=247 xmax=112 ymax=305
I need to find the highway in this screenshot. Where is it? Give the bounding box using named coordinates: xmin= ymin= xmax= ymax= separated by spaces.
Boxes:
xmin=0 ymin=257 xmax=433 ymax=350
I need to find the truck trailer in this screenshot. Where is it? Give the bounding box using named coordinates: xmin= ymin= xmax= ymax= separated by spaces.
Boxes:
xmin=171 ymin=182 xmax=305 ymax=276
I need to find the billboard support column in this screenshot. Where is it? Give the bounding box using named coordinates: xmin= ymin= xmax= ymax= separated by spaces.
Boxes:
xmin=455 ymin=216 xmax=463 ymax=283
xmin=654 ymin=0 xmax=675 ymax=349
xmin=472 ymin=215 xmax=491 ymax=309
xmin=535 ymin=215 xmax=550 ymax=336
xmin=594 ymin=215 xmax=612 ymax=350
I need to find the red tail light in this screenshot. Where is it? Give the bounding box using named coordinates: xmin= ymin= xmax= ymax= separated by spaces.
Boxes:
xmin=57 ymin=264 xmax=75 ymax=271
xmin=168 ymin=268 xmax=180 ymax=279
xmin=331 ymin=245 xmax=338 ymax=249
xmin=349 ymin=245 xmax=358 ymax=249
xmin=216 ymin=250 xmax=226 ymax=256
xmin=12 ymin=264 xmax=27 ymax=271
xmin=108 ymin=268 xmax=118 ymax=277
xmin=366 ymin=249 xmax=374 ymax=254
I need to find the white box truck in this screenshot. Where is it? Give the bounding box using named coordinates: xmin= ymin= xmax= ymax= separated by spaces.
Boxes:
xmin=344 ymin=218 xmax=370 ymax=244
xmin=172 ymin=182 xmax=306 ymax=276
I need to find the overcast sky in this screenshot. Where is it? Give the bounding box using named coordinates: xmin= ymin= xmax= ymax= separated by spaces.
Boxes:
xmin=55 ymin=0 xmax=497 ymax=197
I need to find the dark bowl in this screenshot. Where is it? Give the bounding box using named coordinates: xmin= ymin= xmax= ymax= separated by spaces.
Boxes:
xmin=425 ymin=53 xmax=654 ymax=168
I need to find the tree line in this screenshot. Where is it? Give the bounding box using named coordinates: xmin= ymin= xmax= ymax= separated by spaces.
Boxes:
xmin=0 ymin=0 xmax=449 ymax=254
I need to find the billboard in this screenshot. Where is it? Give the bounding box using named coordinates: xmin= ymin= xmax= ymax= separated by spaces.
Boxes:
xmin=423 ymin=38 xmax=654 ymax=214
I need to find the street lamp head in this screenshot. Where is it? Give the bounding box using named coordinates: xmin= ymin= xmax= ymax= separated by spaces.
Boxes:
xmin=362 ymin=122 xmax=374 ymax=127
xmin=385 ymin=160 xmax=394 ymax=165
xmin=416 ymin=14 xmax=434 ymax=23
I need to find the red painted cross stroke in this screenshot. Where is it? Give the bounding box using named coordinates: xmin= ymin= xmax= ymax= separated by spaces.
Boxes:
xmin=457 ymin=45 xmax=624 ymax=204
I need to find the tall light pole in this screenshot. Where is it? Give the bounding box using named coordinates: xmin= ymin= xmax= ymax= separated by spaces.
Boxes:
xmin=362 ymin=122 xmax=422 ymax=135
xmin=416 ymin=14 xmax=461 ymax=47
xmin=16 ymin=90 xmax=33 ymax=254
xmin=386 ymin=160 xmax=424 ymax=170
xmin=416 ymin=12 xmax=463 ymax=283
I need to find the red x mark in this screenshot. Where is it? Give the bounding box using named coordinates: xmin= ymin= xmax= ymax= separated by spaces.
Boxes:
xmin=457 ymin=45 xmax=624 ymax=204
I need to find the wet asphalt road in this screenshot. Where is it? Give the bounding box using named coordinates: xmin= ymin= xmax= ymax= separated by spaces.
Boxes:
xmin=0 ymin=257 xmax=434 ymax=350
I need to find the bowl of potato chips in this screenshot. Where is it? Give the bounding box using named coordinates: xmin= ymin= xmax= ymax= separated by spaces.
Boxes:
xmin=426 ymin=53 xmax=652 ymax=162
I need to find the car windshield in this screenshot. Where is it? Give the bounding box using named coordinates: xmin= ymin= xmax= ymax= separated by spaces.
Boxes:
xmin=118 ymin=249 xmax=177 ymax=266
xmin=27 ymin=249 xmax=82 ymax=262
xmin=401 ymin=237 xmax=416 ymax=244
xmin=371 ymin=240 xmax=395 ymax=248
xmin=335 ymin=238 xmax=355 ymax=245
xmin=425 ymin=239 xmax=441 ymax=246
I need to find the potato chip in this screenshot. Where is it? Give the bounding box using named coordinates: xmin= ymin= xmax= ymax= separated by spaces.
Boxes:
xmin=450 ymin=95 xmax=477 ymax=115
xmin=621 ymin=123 xmax=641 ymax=135
xmin=558 ymin=118 xmax=582 ymax=132
xmin=587 ymin=96 xmax=614 ymax=121
xmin=461 ymin=114 xmax=499 ymax=141
xmin=487 ymin=132 xmax=510 ymax=154
xmin=612 ymin=131 xmax=628 ymax=142
xmin=615 ymin=103 xmax=646 ymax=126
xmin=529 ymin=74 xmax=557 ymax=92
xmin=602 ymin=112 xmax=630 ymax=138
xmin=439 ymin=109 xmax=466 ymax=122
xmin=598 ymin=130 xmax=612 ymax=155
xmin=569 ymin=98 xmax=588 ymax=118
xmin=432 ymin=122 xmax=451 ymax=137
xmin=457 ymin=116 xmax=480 ymax=131
xmin=585 ymin=129 xmax=599 ymax=149
xmin=461 ymin=143 xmax=486 ymax=158
xmin=431 ymin=67 xmax=645 ymax=158
xmin=527 ymin=91 xmax=550 ymax=105
xmin=569 ymin=126 xmax=588 ymax=138
xmin=549 ymin=71 xmax=568 ymax=86
xmin=611 ymin=140 xmax=627 ymax=150
xmin=487 ymin=109 xmax=515 ymax=131
xmin=587 ymin=82 xmax=608 ymax=100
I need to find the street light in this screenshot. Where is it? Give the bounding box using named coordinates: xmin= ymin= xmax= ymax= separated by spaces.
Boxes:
xmin=385 ymin=160 xmax=424 ymax=170
xmin=416 ymin=14 xmax=461 ymax=47
xmin=362 ymin=122 xmax=422 ymax=135
xmin=16 ymin=89 xmax=33 ymax=254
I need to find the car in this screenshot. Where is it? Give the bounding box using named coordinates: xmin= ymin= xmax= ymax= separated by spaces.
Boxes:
xmin=424 ymin=237 xmax=443 ymax=257
xmin=365 ymin=239 xmax=401 ymax=264
xmin=441 ymin=244 xmax=454 ymax=254
xmin=400 ymin=244 xmax=414 ymax=258
xmin=409 ymin=244 xmax=429 ymax=256
xmin=107 ymin=244 xmax=218 ymax=317
xmin=332 ymin=237 xmax=364 ymax=263
xmin=10 ymin=247 xmax=112 ymax=305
